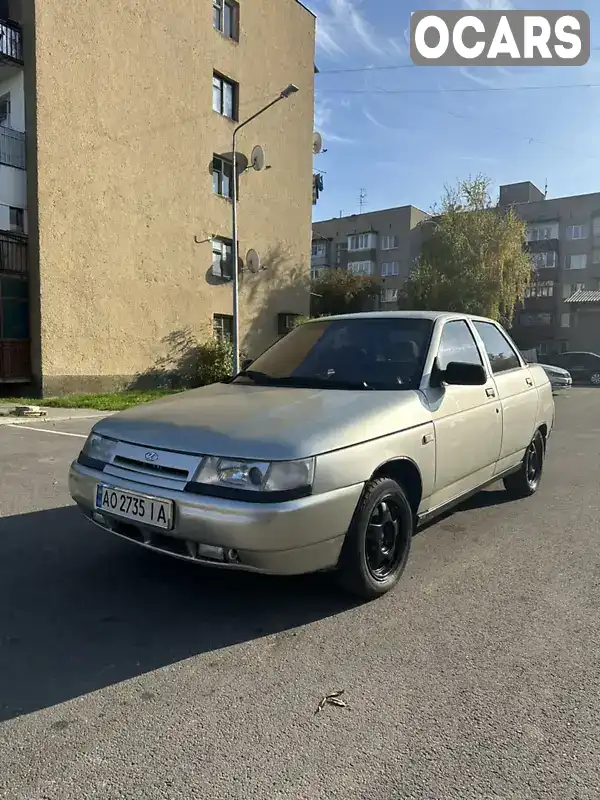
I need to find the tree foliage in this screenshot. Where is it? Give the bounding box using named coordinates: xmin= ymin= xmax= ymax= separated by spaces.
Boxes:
xmin=405 ymin=176 xmax=531 ymax=325
xmin=311 ymin=268 xmax=379 ymax=317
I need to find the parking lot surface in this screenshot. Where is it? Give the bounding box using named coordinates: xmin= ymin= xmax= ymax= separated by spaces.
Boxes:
xmin=1 ymin=389 xmax=599 ymax=799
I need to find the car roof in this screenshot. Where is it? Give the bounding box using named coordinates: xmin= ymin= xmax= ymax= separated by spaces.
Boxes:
xmin=307 ymin=311 xmax=497 ymax=324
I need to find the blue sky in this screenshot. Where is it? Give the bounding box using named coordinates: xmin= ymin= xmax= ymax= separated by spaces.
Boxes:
xmin=307 ymin=0 xmax=600 ymax=221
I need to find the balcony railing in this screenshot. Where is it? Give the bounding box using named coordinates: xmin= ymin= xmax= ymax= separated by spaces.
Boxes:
xmin=0 ymin=126 xmax=25 ymax=168
xmin=0 ymin=19 xmax=23 ymax=64
xmin=0 ymin=230 xmax=27 ymax=273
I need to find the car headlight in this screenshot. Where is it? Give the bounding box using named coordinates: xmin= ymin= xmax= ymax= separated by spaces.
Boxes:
xmin=193 ymin=456 xmax=315 ymax=493
xmin=81 ymin=433 xmax=117 ymax=463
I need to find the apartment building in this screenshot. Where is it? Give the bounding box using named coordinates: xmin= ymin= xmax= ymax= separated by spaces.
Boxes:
xmin=0 ymin=0 xmax=315 ymax=394
xmin=500 ymin=181 xmax=600 ymax=356
xmin=311 ymin=205 xmax=429 ymax=308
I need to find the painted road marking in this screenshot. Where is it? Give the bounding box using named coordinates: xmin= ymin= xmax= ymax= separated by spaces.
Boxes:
xmin=7 ymin=424 xmax=87 ymax=439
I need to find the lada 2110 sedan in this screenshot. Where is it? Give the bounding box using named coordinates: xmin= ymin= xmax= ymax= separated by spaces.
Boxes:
xmin=70 ymin=312 xmax=555 ymax=599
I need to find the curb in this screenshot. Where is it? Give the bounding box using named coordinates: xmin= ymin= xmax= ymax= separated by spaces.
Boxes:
xmin=0 ymin=412 xmax=111 ymax=427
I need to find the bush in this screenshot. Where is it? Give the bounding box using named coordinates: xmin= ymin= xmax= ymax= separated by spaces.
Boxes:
xmin=192 ymin=336 xmax=235 ymax=387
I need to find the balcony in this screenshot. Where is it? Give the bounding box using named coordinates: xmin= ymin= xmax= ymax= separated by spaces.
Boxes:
xmin=525 ymin=238 xmax=559 ymax=254
xmin=0 ymin=126 xmax=24 ymax=168
xmin=0 ymin=230 xmax=27 ymax=272
xmin=0 ymin=19 xmax=22 ymax=66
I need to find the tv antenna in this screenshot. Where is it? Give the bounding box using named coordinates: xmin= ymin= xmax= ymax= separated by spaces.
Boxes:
xmin=359 ymin=188 xmax=367 ymax=213
xmin=544 ymin=178 xmax=548 ymax=199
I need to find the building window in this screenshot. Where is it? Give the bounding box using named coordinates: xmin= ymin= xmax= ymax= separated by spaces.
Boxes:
xmin=0 ymin=274 xmax=29 ymax=340
xmin=527 ymin=223 xmax=558 ymax=242
xmin=593 ymin=217 xmax=600 ymax=237
xmin=519 ymin=312 xmax=552 ymax=327
xmin=0 ymin=93 xmax=10 ymax=127
xmin=381 ymin=262 xmax=399 ymax=277
xmin=213 ymin=0 xmax=238 ymax=40
xmin=530 ymin=251 xmax=556 ymax=270
xmin=562 ymin=282 xmax=584 ymax=300
xmin=347 ymin=261 xmax=373 ymax=276
xmin=567 ymin=224 xmax=587 ymax=240
xmin=311 ymin=242 xmax=327 ymax=258
xmin=212 ymin=73 xmax=237 ymax=120
xmin=278 ymin=313 xmax=300 ymax=335
xmin=9 ymin=207 xmax=23 ymax=233
xmin=561 ymin=312 xmax=570 ymax=329
xmin=310 ymin=267 xmax=324 ymax=281
xmin=213 ymin=313 xmax=233 ymax=341
xmin=381 ymin=235 xmax=398 ymax=250
xmin=348 ymin=233 xmax=376 ymax=252
xmin=335 ymin=242 xmax=347 ymax=264
xmin=566 ymin=254 xmax=587 ymax=270
xmin=380 ymin=288 xmax=398 ymax=304
xmin=212 ymin=237 xmax=233 ymax=279
xmin=592 ymin=249 xmax=600 ymax=264
xmin=524 ymin=280 xmax=554 ymax=298
xmin=538 ymin=342 xmax=548 ymax=356
xmin=212 ymin=155 xmax=233 ymax=198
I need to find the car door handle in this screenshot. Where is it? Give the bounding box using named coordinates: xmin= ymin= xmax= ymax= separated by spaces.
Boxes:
xmin=486 ymin=388 xmax=496 ymax=398
xmin=526 ymin=377 xmax=533 ymax=386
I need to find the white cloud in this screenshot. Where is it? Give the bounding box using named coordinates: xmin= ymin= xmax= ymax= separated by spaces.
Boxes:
xmin=315 ymin=0 xmax=381 ymax=59
xmin=462 ymin=0 xmax=514 ymax=9
xmin=314 ymin=96 xmax=356 ymax=144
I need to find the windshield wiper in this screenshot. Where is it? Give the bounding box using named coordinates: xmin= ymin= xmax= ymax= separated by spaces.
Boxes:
xmin=234 ymin=371 xmax=372 ymax=390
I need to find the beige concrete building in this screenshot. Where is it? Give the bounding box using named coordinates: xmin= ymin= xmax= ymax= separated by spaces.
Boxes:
xmin=311 ymin=205 xmax=429 ymax=309
xmin=0 ymin=0 xmax=315 ymax=394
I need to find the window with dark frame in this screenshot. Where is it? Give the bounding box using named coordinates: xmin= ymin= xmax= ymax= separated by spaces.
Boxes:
xmin=0 ymin=274 xmax=29 ymax=340
xmin=278 ymin=313 xmax=300 ymax=336
xmin=213 ymin=0 xmax=239 ymax=40
xmin=212 ymin=72 xmax=237 ymax=120
xmin=212 ymin=237 xmax=233 ymax=279
xmin=0 ymin=93 xmax=10 ymax=127
xmin=474 ymin=321 xmax=521 ymax=374
xmin=9 ymin=206 xmax=23 ymax=233
xmin=213 ymin=314 xmax=233 ymax=341
xmin=212 ymin=155 xmax=234 ymax=199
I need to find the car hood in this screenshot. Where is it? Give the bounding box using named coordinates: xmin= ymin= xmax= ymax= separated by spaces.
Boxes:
xmin=539 ymin=363 xmax=570 ymax=377
xmin=93 ymin=382 xmax=431 ymax=460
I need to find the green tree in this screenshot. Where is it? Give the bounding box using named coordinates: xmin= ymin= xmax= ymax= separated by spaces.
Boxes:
xmin=311 ymin=268 xmax=379 ymax=317
xmin=405 ymin=175 xmax=531 ymax=326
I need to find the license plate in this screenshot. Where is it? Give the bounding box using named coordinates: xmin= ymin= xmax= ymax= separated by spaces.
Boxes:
xmin=95 ymin=485 xmax=173 ymax=530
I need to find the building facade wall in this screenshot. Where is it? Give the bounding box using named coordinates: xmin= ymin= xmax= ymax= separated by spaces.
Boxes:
xmin=312 ymin=205 xmax=429 ymax=308
xmin=28 ymin=0 xmax=314 ymax=394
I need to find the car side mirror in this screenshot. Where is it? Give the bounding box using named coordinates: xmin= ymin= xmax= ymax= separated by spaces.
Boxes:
xmin=241 ymin=358 xmax=253 ymax=371
xmin=443 ymin=361 xmax=487 ymax=386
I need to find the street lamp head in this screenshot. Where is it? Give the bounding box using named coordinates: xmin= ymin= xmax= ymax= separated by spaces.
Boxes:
xmin=280 ymin=83 xmax=300 ymax=98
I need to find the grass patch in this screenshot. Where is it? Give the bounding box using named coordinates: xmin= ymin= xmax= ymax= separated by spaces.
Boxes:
xmin=0 ymin=389 xmax=179 ymax=412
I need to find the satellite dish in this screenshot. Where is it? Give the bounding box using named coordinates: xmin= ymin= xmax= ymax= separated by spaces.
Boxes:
xmin=251 ymin=145 xmax=265 ymax=171
xmin=219 ymin=152 xmax=249 ymax=174
xmin=245 ymin=249 xmax=261 ymax=273
xmin=313 ymin=131 xmax=323 ymax=155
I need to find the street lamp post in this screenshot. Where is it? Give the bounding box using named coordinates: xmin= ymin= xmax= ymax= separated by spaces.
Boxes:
xmin=230 ymin=83 xmax=299 ymax=375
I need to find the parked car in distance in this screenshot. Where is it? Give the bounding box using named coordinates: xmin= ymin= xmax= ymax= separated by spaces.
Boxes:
xmin=539 ymin=363 xmax=572 ymax=390
xmin=70 ymin=312 xmax=555 ymax=600
xmin=543 ymin=351 xmax=600 ymax=386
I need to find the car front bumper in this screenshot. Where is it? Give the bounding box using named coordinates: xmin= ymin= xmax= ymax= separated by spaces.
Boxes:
xmin=69 ymin=461 xmax=363 ymax=575
xmin=550 ymin=377 xmax=572 ymax=389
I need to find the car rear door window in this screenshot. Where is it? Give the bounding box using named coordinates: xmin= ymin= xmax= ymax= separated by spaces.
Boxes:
xmin=437 ymin=320 xmax=484 ymax=371
xmin=473 ymin=322 xmax=521 ymax=374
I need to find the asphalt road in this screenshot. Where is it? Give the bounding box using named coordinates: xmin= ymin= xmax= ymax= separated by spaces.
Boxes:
xmin=1 ymin=389 xmax=599 ymax=800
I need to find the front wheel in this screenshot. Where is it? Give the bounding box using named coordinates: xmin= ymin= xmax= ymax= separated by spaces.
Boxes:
xmin=336 ymin=477 xmax=413 ymax=600
xmin=503 ymin=430 xmax=545 ymax=499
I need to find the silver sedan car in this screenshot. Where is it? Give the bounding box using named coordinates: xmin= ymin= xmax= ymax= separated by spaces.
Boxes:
xmin=70 ymin=312 xmax=554 ymax=599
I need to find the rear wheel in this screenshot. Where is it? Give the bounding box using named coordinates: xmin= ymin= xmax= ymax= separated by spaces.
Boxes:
xmin=590 ymin=372 xmax=600 ymax=386
xmin=503 ymin=430 xmax=545 ymax=499
xmin=336 ymin=477 xmax=413 ymax=600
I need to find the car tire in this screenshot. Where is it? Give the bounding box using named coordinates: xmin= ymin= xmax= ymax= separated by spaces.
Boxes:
xmin=336 ymin=477 xmax=413 ymax=600
xmin=503 ymin=430 xmax=545 ymax=499
xmin=590 ymin=372 xmax=600 ymax=386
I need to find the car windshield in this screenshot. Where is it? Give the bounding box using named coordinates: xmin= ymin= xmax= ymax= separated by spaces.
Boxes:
xmin=233 ymin=317 xmax=434 ymax=390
